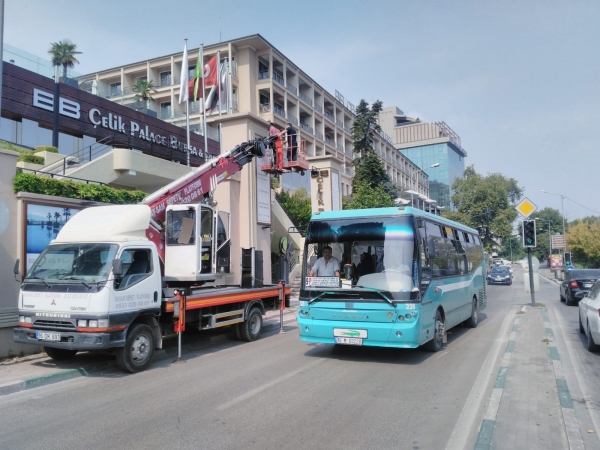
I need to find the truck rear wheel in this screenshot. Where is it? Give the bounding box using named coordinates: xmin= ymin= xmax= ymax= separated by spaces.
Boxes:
xmin=116 ymin=324 xmax=155 ymax=373
xmin=238 ymin=307 xmax=263 ymax=342
xmin=44 ymin=347 xmax=78 ymax=361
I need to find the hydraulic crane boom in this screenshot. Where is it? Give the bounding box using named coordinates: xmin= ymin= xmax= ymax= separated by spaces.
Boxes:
xmin=142 ymin=136 xmax=274 ymax=225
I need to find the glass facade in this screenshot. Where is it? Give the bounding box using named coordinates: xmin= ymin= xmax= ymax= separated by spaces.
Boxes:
xmin=400 ymin=143 xmax=465 ymax=209
xmin=3 ymin=43 xmax=81 ymax=79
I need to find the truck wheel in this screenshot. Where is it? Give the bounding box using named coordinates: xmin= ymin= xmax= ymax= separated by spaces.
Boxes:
xmin=116 ymin=324 xmax=155 ymax=373
xmin=232 ymin=322 xmax=243 ymax=340
xmin=44 ymin=347 xmax=78 ymax=361
xmin=238 ymin=307 xmax=263 ymax=342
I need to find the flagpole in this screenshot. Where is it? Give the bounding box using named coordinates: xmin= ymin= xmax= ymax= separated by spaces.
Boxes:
xmin=227 ymin=57 xmax=231 ymax=115
xmin=200 ymin=44 xmax=208 ymax=158
xmin=217 ymin=50 xmax=222 ymax=117
xmin=180 ymin=39 xmax=191 ymax=167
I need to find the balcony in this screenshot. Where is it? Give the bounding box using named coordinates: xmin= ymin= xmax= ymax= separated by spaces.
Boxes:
xmin=299 ymin=92 xmax=312 ymax=106
xmin=300 ymin=122 xmax=313 ymax=133
xmin=315 ymin=104 xmax=323 ymax=113
xmin=260 ymin=103 xmax=270 ymax=113
xmin=315 ymin=130 xmax=323 ymax=140
xmin=273 ymin=72 xmax=284 ymax=86
xmin=159 ymin=109 xmax=172 ymax=119
xmin=336 ymin=119 xmax=343 ymax=127
xmin=231 ymin=64 xmax=237 ymax=77
xmin=286 ymin=82 xmax=297 ymax=95
xmin=286 ymin=113 xmax=298 ymax=125
xmin=159 ymin=76 xmax=172 ymax=87
xmin=325 ymin=136 xmax=334 ymax=146
xmin=343 ymin=125 xmax=351 ymax=133
xmin=324 ymin=111 xmax=334 ymax=122
xmin=345 ymin=168 xmax=352 ymax=176
xmin=232 ymin=100 xmax=238 ymax=111
xmin=336 ymin=143 xmax=343 ymax=152
xmin=345 ymin=149 xmax=352 ymax=157
xmin=258 ymin=71 xmax=269 ymax=80
xmin=273 ymin=104 xmax=285 ymax=117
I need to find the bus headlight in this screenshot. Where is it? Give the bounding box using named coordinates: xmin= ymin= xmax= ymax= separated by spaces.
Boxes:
xmin=19 ymin=316 xmax=32 ymax=324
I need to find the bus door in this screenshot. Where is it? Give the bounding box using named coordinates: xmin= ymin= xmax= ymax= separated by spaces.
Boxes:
xmin=419 ymin=222 xmax=442 ymax=343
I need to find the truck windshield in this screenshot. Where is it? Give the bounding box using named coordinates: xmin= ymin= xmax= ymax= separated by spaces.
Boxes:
xmin=303 ymin=216 xmax=418 ymax=301
xmin=26 ymin=243 xmax=118 ymax=283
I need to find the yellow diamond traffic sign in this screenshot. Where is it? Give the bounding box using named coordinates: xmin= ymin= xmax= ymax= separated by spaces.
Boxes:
xmin=515 ymin=197 xmax=538 ymax=218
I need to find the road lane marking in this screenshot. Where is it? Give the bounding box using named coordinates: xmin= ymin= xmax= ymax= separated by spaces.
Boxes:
xmin=217 ymin=359 xmax=325 ymax=411
xmin=444 ymin=306 xmax=515 ymax=450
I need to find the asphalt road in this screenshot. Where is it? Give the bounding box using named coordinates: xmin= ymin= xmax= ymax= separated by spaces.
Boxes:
xmin=1 ymin=267 xmax=598 ymax=450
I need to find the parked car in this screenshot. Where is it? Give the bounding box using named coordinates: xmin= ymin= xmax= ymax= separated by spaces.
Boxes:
xmin=500 ymin=265 xmax=513 ymax=278
xmin=561 ymin=269 xmax=600 ymax=306
xmin=488 ymin=266 xmax=512 ymax=285
xmin=578 ymin=280 xmax=600 ymax=352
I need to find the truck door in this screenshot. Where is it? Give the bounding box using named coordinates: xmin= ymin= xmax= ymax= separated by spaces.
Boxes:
xmin=111 ymin=247 xmax=160 ymax=313
xmin=199 ymin=207 xmax=214 ymax=274
xmin=216 ymin=211 xmax=231 ymax=273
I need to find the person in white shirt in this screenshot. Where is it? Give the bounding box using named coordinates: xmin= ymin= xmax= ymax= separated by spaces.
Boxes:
xmin=309 ymin=245 xmax=340 ymax=277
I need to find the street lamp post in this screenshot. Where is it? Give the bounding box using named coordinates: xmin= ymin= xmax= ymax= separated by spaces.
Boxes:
xmin=541 ymin=190 xmax=567 ymax=251
xmin=412 ymin=163 xmax=439 ymax=209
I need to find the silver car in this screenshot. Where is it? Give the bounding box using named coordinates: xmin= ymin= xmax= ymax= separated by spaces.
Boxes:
xmin=578 ymin=280 xmax=600 ymax=352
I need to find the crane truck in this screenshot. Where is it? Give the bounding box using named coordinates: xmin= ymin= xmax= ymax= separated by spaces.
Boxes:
xmin=13 ymin=136 xmax=293 ymax=372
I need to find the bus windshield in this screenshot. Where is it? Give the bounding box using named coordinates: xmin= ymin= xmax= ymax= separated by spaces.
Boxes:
xmin=303 ymin=216 xmax=418 ymax=301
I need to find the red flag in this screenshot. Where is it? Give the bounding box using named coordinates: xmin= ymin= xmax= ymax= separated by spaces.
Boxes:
xmin=203 ymin=55 xmax=218 ymax=87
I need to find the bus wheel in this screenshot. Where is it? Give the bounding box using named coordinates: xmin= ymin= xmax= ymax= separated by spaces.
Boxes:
xmin=424 ymin=310 xmax=444 ymax=352
xmin=116 ymin=324 xmax=155 ymax=373
xmin=464 ymin=297 xmax=479 ymax=329
xmin=239 ymin=307 xmax=263 ymax=342
xmin=44 ymin=347 xmax=78 ymax=361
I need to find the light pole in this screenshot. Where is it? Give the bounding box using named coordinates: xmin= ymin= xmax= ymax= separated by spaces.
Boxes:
xmin=540 ymin=190 xmax=566 ymax=251
xmin=412 ymin=163 xmax=439 ymax=209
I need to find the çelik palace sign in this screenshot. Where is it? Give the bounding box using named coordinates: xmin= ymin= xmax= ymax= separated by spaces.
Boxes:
xmin=2 ymin=63 xmax=219 ymax=166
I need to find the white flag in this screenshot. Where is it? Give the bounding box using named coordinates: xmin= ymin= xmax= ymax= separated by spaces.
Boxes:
xmin=178 ymin=42 xmax=189 ymax=104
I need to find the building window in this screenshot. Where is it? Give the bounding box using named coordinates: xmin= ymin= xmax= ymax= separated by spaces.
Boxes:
xmin=160 ymin=71 xmax=171 ymax=87
xmin=136 ymin=76 xmax=147 ymax=84
xmin=160 ymin=102 xmax=172 ymax=119
xmin=109 ymin=82 xmax=121 ymax=97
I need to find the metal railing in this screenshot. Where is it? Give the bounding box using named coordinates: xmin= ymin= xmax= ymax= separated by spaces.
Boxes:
xmin=159 ymin=76 xmax=172 ymax=87
xmin=159 ymin=109 xmax=172 ymax=119
xmin=324 ymin=111 xmax=334 ymax=121
xmin=39 ymin=134 xmax=115 ymax=177
xmin=286 ymin=82 xmax=297 ymax=95
xmin=325 ymin=137 xmax=334 ymax=146
xmin=258 ymin=71 xmax=269 ymax=80
xmin=336 ymin=119 xmax=343 ymax=127
xmin=274 ymin=104 xmax=285 ymax=117
xmin=336 ymin=143 xmax=343 ymax=151
xmin=299 ymin=93 xmax=312 ymax=106
xmin=300 ymin=122 xmax=313 ymax=133
xmin=273 ymin=72 xmax=284 ymax=86
xmin=18 ymin=167 xmax=107 ymax=185
xmin=315 ymin=130 xmax=323 ymax=140
xmin=315 ymin=104 xmax=322 ymax=113
xmin=345 ymin=149 xmax=352 ymax=157
xmin=287 ymin=113 xmax=298 ymax=125
xmin=343 ymin=125 xmax=351 ymax=133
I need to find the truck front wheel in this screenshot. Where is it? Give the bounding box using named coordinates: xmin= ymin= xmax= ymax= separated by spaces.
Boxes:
xmin=116 ymin=324 xmax=155 ymax=373
xmin=44 ymin=347 xmax=78 ymax=361
xmin=239 ymin=307 xmax=263 ymax=342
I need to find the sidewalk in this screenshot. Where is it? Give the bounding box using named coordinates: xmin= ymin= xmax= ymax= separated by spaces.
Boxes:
xmin=474 ymin=304 xmax=585 ymax=450
xmin=0 ymin=302 xmax=299 ymax=397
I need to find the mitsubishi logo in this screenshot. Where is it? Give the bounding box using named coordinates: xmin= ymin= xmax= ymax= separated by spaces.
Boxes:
xmin=51 ymin=300 xmax=56 ymax=306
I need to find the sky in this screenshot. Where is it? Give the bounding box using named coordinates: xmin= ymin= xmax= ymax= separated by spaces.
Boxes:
xmin=5 ymin=0 xmax=600 ymax=221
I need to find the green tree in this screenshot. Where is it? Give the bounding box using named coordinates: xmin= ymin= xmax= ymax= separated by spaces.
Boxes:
xmin=443 ymin=165 xmax=523 ymax=251
xmin=132 ymin=79 xmax=157 ymax=108
xmin=497 ymin=235 xmax=526 ymax=262
xmin=344 ymin=183 xmax=395 ymax=210
xmin=567 ymin=220 xmax=600 ymax=268
xmin=276 ymin=188 xmax=312 ymax=231
xmin=528 ymin=207 xmax=564 ymax=262
xmin=348 ymin=99 xmax=398 ymax=206
xmin=48 ymin=39 xmax=82 ymax=79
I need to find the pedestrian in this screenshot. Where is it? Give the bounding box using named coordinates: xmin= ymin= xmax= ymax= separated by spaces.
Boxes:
xmin=309 ymin=245 xmax=340 ymax=277
xmin=269 ymin=122 xmax=279 ymax=137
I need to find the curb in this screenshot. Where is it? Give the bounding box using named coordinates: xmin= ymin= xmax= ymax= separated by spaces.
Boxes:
xmin=0 ymin=316 xmax=298 ymax=397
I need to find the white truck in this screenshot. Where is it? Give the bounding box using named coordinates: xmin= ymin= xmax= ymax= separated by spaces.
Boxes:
xmin=13 ymin=137 xmax=290 ymax=372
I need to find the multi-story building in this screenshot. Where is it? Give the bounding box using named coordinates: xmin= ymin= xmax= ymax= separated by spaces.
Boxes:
xmin=76 ymin=34 xmax=431 ymax=205
xmin=379 ymin=106 xmax=467 ymax=209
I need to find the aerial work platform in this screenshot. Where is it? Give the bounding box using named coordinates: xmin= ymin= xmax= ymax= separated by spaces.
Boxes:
xmin=261 ymin=136 xmax=308 ymax=176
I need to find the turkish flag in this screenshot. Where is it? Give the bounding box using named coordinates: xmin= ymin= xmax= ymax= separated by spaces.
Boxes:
xmin=203 ymin=55 xmax=218 ymax=87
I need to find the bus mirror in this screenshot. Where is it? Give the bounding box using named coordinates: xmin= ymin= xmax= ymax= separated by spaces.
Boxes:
xmin=112 ymin=259 xmax=123 ymax=277
xmin=426 ymin=238 xmax=436 ymax=259
xmin=343 ymin=264 xmax=353 ymax=280
xmin=13 ymin=259 xmax=20 ymax=275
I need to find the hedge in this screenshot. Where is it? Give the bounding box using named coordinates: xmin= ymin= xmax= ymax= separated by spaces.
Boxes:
xmin=17 ymin=154 xmax=45 ymax=164
xmin=35 ymin=146 xmax=59 ymax=153
xmin=14 ymin=172 xmax=147 ymax=204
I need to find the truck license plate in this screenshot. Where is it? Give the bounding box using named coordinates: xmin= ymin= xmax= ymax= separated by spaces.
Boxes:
xmin=36 ymin=332 xmax=60 ymax=341
xmin=335 ymin=337 xmax=362 ymax=345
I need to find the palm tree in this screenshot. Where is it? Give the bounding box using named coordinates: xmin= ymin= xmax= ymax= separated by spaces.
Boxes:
xmin=62 ymin=208 xmax=71 ymax=222
xmin=132 ymin=79 xmax=157 ymax=109
xmin=48 ymin=39 xmax=82 ymax=79
xmin=54 ymin=212 xmax=61 ymax=224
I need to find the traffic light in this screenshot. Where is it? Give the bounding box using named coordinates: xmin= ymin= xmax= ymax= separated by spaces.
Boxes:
xmin=522 ymin=220 xmax=536 ymax=247
xmin=564 ymin=252 xmax=572 ymax=266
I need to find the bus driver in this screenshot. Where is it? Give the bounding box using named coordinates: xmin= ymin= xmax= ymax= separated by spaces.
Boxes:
xmin=309 ymin=245 xmax=340 ymax=277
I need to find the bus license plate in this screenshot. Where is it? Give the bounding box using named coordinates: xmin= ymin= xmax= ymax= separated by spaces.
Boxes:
xmin=335 ymin=337 xmax=362 ymax=346
xmin=36 ymin=332 xmax=60 ymax=341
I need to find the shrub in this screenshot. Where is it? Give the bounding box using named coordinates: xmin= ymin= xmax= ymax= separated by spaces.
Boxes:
xmin=276 ymin=188 xmax=312 ymax=232
xmin=35 ymin=146 xmax=59 ymax=153
xmin=17 ymin=154 xmax=45 ymax=165
xmin=13 ymin=172 xmax=146 ymax=204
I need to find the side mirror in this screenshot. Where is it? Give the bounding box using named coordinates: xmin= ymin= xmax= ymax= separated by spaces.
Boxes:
xmin=426 ymin=237 xmax=436 ymax=259
xmin=13 ymin=259 xmax=21 ymax=282
xmin=343 ymin=264 xmax=353 ymax=280
xmin=112 ymin=258 xmax=123 ymax=277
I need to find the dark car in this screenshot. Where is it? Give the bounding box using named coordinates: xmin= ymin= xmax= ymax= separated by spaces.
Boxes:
xmin=561 ymin=269 xmax=600 ymax=306
xmin=488 ymin=266 xmax=512 ymax=285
